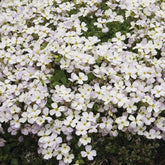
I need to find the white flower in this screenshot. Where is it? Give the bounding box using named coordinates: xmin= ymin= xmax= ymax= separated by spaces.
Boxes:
xmin=112 ymin=32 xmax=125 ymax=43
xmin=53 ymin=149 xmax=63 ymax=160
xmin=10 ymin=105 xmax=21 ymax=114
xmin=64 ymin=116 xmax=77 ymax=128
xmin=81 ymin=145 xmax=96 ymax=160
xmin=0 ymin=0 xmax=165 ymax=162
xmin=144 ymin=129 xmax=161 ymax=139
xmin=143 ymin=115 xmax=155 ymax=125
xmin=36 ymin=117 xmax=45 ymax=125
xmin=63 ymin=153 xmax=74 ymax=164
xmin=50 ymin=103 xmax=65 ymax=117
xmin=43 ymin=148 xmax=53 ymax=159
xmin=116 ymin=116 xmax=129 ymax=130
xmin=100 ymin=117 xmax=113 ymax=131
xmin=10 ymin=114 xmax=21 ymax=128
xmin=79 ymin=135 xmax=91 ymax=145
xmin=151 ymin=85 xmax=164 ymax=98
xmin=128 ymin=115 xmax=143 ymax=128
xmin=70 ymin=72 xmax=88 ymax=84
xmin=0 ymin=138 xmax=6 ymax=147
xmin=61 ymin=143 xmax=70 ymax=154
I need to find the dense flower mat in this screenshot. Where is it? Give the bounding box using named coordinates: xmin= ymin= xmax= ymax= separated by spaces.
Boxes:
xmin=0 ymin=0 xmax=165 ymax=164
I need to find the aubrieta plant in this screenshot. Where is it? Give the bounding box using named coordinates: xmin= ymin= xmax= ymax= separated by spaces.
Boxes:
xmin=0 ymin=0 xmax=165 ymax=164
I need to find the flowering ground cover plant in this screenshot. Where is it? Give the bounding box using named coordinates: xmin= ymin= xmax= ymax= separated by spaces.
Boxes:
xmin=0 ymin=0 xmax=165 ymax=164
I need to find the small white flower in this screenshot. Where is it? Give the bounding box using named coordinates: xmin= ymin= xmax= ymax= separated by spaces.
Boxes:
xmin=0 ymin=138 xmax=6 ymax=147
xmin=61 ymin=143 xmax=70 ymax=154
xmin=81 ymin=145 xmax=96 ymax=160
xmin=70 ymin=72 xmax=88 ymax=84
xmin=79 ymin=135 xmax=91 ymax=145
xmin=63 ymin=153 xmax=74 ymax=164
xmin=43 ymin=148 xmax=53 ymax=160
xmin=116 ymin=116 xmax=129 ymax=130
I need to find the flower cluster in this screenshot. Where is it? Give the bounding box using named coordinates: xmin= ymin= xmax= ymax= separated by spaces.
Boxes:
xmin=0 ymin=0 xmax=165 ymax=164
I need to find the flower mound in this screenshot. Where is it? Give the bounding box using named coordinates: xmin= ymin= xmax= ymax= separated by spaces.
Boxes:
xmin=0 ymin=0 xmax=165 ymax=164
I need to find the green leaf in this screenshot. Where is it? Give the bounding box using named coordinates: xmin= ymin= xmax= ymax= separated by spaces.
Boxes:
xmin=53 ymin=81 xmax=61 ymax=86
xmin=87 ymin=72 xmax=96 ymax=82
xmin=11 ymin=158 xmax=18 ymax=165
xmin=61 ymin=76 xmax=67 ymax=84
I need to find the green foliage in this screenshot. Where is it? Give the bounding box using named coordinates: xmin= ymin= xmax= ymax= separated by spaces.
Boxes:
xmin=87 ymin=72 xmax=96 ymax=83
xmin=91 ymin=132 xmax=161 ymax=165
xmin=67 ymin=8 xmax=78 ymax=16
xmin=77 ymin=2 xmax=132 ymax=43
xmin=79 ymin=15 xmax=132 ymax=43
xmin=49 ymin=69 xmax=69 ymax=88
xmin=0 ymin=132 xmax=41 ymax=165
